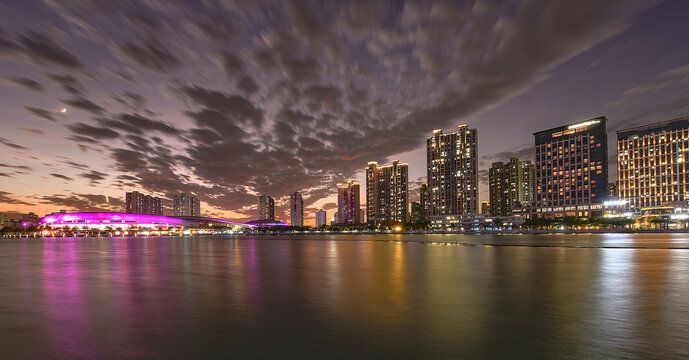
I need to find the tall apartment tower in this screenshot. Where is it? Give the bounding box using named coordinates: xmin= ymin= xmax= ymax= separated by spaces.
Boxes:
xmin=489 ymin=157 xmax=535 ymax=216
xmin=366 ymin=160 xmax=408 ymax=224
xmin=173 ymin=193 xmax=200 ymax=217
xmin=426 ymin=125 xmax=479 ymax=216
xmin=290 ymin=192 xmax=304 ymax=227
xmin=336 ymin=181 xmax=360 ymax=224
xmin=258 ymin=195 xmax=275 ymax=220
xmin=617 ymin=115 xmax=689 ymax=210
xmin=534 ymin=117 xmax=608 ymax=218
xmin=419 ymin=183 xmax=428 ymax=221
xmin=315 ymin=209 xmax=327 ymax=228
xmin=126 ymin=191 xmax=163 ymax=215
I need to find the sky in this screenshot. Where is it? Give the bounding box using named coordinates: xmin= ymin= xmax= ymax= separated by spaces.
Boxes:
xmin=1 ymin=0 xmax=689 ymax=225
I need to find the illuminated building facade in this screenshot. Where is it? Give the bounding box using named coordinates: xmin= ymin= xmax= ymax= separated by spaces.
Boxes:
xmin=315 ymin=209 xmax=327 ymax=228
xmin=39 ymin=212 xmax=251 ymax=230
xmin=533 ymin=117 xmax=608 ymax=217
xmin=426 ymin=125 xmax=479 ymax=216
xmin=617 ymin=116 xmax=689 ymax=210
xmin=337 ymin=181 xmax=360 ymax=224
xmin=290 ymin=192 xmax=303 ymax=227
xmin=258 ymin=195 xmax=275 ymax=221
xmin=366 ymin=160 xmax=408 ymax=224
xmin=173 ymin=193 xmax=201 ymax=217
xmin=489 ymin=157 xmax=535 ymax=216
xmin=481 ymin=201 xmax=490 ymax=214
xmin=126 ymin=191 xmax=163 ymax=216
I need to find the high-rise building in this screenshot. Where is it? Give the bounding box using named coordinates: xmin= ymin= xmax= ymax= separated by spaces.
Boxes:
xmin=534 ymin=117 xmax=608 ymax=218
xmin=426 ymin=125 xmax=479 ymax=216
xmin=481 ymin=201 xmax=490 ymax=214
xmin=410 ymin=202 xmax=422 ymax=222
xmin=173 ymin=193 xmax=201 ymax=217
xmin=258 ymin=195 xmax=275 ymax=220
xmin=419 ymin=183 xmax=428 ymax=221
xmin=617 ymin=115 xmax=689 ymax=210
xmin=290 ymin=192 xmax=303 ymax=227
xmin=316 ymin=209 xmax=327 ymax=228
xmin=366 ymin=160 xmax=408 ymax=224
xmin=489 ymin=157 xmax=535 ymax=216
xmin=126 ymin=191 xmax=163 ymax=215
xmin=337 ymin=181 xmax=360 ymax=224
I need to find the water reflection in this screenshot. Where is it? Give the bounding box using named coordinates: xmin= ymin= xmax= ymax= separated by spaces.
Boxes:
xmin=0 ymin=235 xmax=689 ymax=359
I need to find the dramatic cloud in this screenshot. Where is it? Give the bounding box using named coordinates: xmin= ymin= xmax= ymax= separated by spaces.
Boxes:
xmin=0 ymin=191 xmax=33 ymax=206
xmin=50 ymin=173 xmax=74 ymax=181
xmin=24 ymin=106 xmax=56 ymax=121
xmin=1 ymin=0 xmax=685 ymax=222
xmin=118 ymin=42 xmax=182 ymax=72
xmin=3 ymin=77 xmax=43 ymax=92
xmin=0 ymin=138 xmax=28 ymax=150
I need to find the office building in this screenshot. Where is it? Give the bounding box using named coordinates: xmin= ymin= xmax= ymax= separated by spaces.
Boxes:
xmin=337 ymin=181 xmax=360 ymax=224
xmin=316 ymin=209 xmax=327 ymax=228
xmin=173 ymin=193 xmax=201 ymax=217
xmin=258 ymin=195 xmax=275 ymax=220
xmin=366 ymin=160 xmax=408 ymax=224
xmin=617 ymin=115 xmax=689 ymax=210
xmin=126 ymin=191 xmax=163 ymax=216
xmin=290 ymin=192 xmax=304 ymax=227
xmin=427 ymin=125 xmax=479 ymax=216
xmin=533 ymin=117 xmax=608 ymax=217
xmin=489 ymin=157 xmax=535 ymax=216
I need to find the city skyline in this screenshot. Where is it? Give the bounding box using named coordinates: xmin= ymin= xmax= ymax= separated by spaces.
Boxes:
xmin=2 ymin=1 xmax=689 ymax=226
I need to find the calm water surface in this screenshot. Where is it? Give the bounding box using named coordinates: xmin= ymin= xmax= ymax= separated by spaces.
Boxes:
xmin=1 ymin=234 xmax=689 ymax=359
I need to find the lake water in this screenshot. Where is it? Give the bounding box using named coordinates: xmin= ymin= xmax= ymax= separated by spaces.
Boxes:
xmin=1 ymin=234 xmax=689 ymax=359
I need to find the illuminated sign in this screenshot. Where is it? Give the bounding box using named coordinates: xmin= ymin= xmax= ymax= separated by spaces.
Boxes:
xmin=568 ymin=120 xmax=600 ymax=129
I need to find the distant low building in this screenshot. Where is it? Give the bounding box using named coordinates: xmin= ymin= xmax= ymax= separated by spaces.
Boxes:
xmin=430 ymin=213 xmax=526 ymax=231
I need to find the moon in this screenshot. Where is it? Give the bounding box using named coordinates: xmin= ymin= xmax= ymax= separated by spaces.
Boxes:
xmin=60 ymin=108 xmax=67 ymax=113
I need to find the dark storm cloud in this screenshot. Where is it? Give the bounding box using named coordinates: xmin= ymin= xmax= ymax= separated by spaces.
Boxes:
xmin=0 ymin=163 xmax=32 ymax=171
xmin=118 ymin=42 xmax=181 ymax=72
xmin=39 ymin=193 xmax=123 ymax=212
xmin=50 ymin=173 xmax=73 ymax=181
xmin=176 ymin=84 xmax=264 ymax=126
xmin=0 ymin=191 xmax=33 ymax=206
xmin=61 ymin=97 xmax=105 ymax=114
xmin=1 ymin=0 xmax=666 ymax=219
xmin=23 ymin=106 xmax=56 ymax=122
xmin=103 ymin=113 xmax=180 ymax=136
xmin=113 ymin=92 xmax=147 ymax=110
xmin=79 ymin=170 xmax=107 ymax=183
xmin=0 ymin=138 xmax=28 ymax=150
xmin=482 ymin=145 xmax=535 ymax=164
xmin=19 ymin=128 xmax=45 ymax=135
xmin=3 ymin=77 xmax=43 ymax=92
xmin=66 ymin=122 xmax=120 ymax=140
xmin=220 ymin=52 xmax=244 ymax=78
xmin=0 ymin=31 xmax=83 ymax=69
xmin=237 ymin=75 xmax=258 ymax=95
xmin=47 ymin=73 xmax=84 ymax=96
